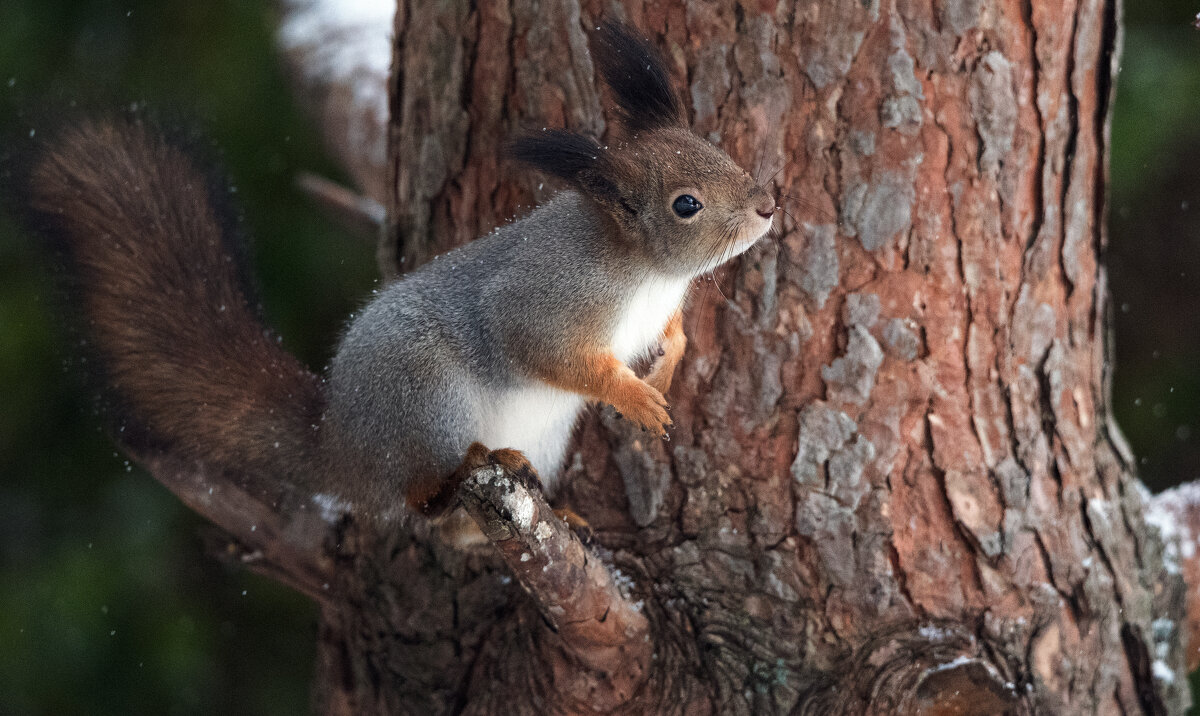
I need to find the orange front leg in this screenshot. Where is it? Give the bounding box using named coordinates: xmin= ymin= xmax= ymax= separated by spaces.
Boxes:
xmin=540 ymin=351 xmax=671 ymax=436
xmin=643 ymin=308 xmax=686 ymax=395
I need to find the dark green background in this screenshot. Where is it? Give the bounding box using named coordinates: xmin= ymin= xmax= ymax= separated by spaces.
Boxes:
xmin=1 ymin=1 xmax=1198 ymax=712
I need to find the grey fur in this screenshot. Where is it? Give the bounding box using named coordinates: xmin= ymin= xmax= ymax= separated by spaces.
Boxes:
xmin=328 ymin=169 xmax=771 ymax=512
xmin=326 ymin=194 xmax=655 ymax=505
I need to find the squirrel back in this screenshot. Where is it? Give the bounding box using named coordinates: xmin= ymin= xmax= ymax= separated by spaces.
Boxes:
xmin=26 ymin=120 xmax=326 ymax=487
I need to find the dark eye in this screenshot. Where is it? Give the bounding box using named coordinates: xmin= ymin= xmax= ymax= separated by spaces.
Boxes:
xmin=672 ymin=194 xmax=703 ymax=218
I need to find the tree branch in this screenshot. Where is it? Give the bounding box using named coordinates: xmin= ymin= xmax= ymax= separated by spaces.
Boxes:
xmin=1146 ymin=481 xmax=1200 ymax=669
xmin=138 ymin=452 xmax=335 ymax=604
xmin=457 ymin=453 xmax=652 ymax=710
xmin=296 ymin=171 xmax=385 ymax=241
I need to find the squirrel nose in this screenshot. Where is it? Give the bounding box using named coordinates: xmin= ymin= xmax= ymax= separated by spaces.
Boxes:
xmin=755 ymin=195 xmax=775 ymax=219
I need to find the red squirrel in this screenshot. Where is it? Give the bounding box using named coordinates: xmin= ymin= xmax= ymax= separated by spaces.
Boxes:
xmin=23 ymin=22 xmax=775 ymax=519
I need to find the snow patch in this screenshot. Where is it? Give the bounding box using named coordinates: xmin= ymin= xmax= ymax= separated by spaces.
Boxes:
xmin=917 ymin=624 xmax=955 ymax=642
xmin=1144 ymin=485 xmax=1192 ymax=576
xmin=312 ymin=492 xmax=351 ymax=522
xmin=1153 ymin=659 xmax=1176 ymax=685
xmin=278 ymin=0 xmax=393 ymax=165
xmin=502 ymin=490 xmax=535 ymax=531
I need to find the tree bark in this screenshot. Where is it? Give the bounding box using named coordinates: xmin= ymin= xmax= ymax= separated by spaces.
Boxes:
xmin=162 ymin=0 xmax=1198 ymax=713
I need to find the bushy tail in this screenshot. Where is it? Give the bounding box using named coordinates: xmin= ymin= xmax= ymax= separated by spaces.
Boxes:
xmin=25 ymin=119 xmax=325 ymax=483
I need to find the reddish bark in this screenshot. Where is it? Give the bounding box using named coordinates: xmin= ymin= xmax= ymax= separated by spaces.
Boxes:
xmin=136 ymin=0 xmax=1197 ymax=713
xmin=366 ymin=1 xmax=1187 ymax=712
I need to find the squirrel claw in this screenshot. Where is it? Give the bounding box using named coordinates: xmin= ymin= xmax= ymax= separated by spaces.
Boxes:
xmin=553 ymin=507 xmax=593 ymax=543
xmin=487 ymin=447 xmax=542 ymax=492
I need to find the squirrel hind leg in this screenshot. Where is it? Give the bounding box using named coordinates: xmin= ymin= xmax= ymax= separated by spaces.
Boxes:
xmin=405 ymin=443 xmax=544 ymax=517
xmin=404 ymin=443 xmax=488 ymax=516
xmin=420 ymin=444 xmax=546 ymax=551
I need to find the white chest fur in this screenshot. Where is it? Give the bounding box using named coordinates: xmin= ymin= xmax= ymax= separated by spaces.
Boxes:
xmin=610 ymin=275 xmax=691 ymax=363
xmin=477 ymin=382 xmax=585 ymax=493
xmin=476 ymin=275 xmax=690 ymax=493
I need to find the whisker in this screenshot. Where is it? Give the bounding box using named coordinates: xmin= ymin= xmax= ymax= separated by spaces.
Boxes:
xmin=763 ymin=161 xmax=787 ymax=188
xmin=709 ymin=219 xmax=743 ymax=303
xmin=688 ymin=279 xmax=711 ymax=337
xmin=779 ymin=206 xmax=803 ymax=229
xmin=711 ymin=268 xmax=730 ymax=302
xmin=776 ymin=193 xmax=836 ymax=223
xmin=690 ymin=221 xmax=732 ymax=333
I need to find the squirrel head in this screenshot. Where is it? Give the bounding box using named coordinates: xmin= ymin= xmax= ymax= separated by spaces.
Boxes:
xmin=509 ymin=21 xmax=775 ymax=277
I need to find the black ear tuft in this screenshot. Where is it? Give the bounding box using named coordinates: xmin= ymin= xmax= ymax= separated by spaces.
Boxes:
xmin=592 ymin=21 xmax=685 ymax=132
xmin=507 ymin=129 xmax=605 ymax=181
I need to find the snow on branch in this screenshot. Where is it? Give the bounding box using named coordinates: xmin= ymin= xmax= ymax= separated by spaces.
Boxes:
xmin=139 ymin=452 xmax=335 ymax=604
xmin=278 ymin=0 xmax=394 ymax=203
xmin=1146 ymin=481 xmax=1200 ymax=669
xmin=456 ymin=446 xmax=652 ymax=709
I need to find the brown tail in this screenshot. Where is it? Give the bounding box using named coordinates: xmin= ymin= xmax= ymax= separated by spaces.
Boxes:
xmin=26 ymin=118 xmax=325 ymax=483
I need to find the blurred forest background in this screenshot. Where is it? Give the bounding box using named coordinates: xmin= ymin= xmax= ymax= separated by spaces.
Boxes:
xmin=0 ymin=1 xmax=1197 ymax=713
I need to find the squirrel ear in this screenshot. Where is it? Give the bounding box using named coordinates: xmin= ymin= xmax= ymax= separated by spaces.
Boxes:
xmin=507 ymin=129 xmax=605 ymax=183
xmin=592 ymin=21 xmax=685 ymax=132
xmin=507 ymin=130 xmax=634 ymax=216
xmin=576 ymin=168 xmax=633 ymax=216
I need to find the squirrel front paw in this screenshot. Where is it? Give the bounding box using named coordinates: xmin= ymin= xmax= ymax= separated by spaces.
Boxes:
xmin=644 ymin=332 xmax=687 ymax=394
xmin=612 ymin=380 xmax=671 ymax=437
xmin=644 ymin=309 xmax=686 ymax=395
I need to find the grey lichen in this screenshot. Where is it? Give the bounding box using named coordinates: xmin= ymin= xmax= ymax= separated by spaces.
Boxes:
xmin=968 ymin=51 xmax=1017 ymax=173
xmin=842 ymin=293 xmax=881 ymax=329
xmin=791 ymin=405 xmax=877 ymax=586
xmin=828 ymin=435 xmax=877 ymax=509
xmin=791 ymin=223 xmax=839 ymax=309
xmin=794 ymin=493 xmax=857 ymax=584
xmin=821 ymin=326 xmax=884 ymax=405
xmin=790 ymin=402 xmax=858 ymax=487
xmin=801 ymin=30 xmax=866 ymax=90
xmin=849 ymin=129 xmax=876 ymax=157
xmin=940 ymin=0 xmax=984 ymax=36
xmin=611 ymin=434 xmax=672 ymax=528
xmin=1063 ymin=196 xmax=1090 ymax=290
xmin=881 ymin=47 xmax=924 ymax=136
xmin=690 ymin=43 xmax=732 ymax=135
xmin=841 ymin=172 xmax=915 ymax=252
xmin=882 ymin=318 xmax=920 ymax=360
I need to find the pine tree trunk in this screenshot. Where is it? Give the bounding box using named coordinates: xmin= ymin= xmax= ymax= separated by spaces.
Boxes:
xmin=293 ymin=1 xmax=1189 ymax=712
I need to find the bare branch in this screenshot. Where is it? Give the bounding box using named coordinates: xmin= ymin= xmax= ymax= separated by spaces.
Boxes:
xmin=296 ymin=171 xmax=385 ymax=241
xmin=139 ymin=452 xmax=335 ymax=604
xmin=1146 ymin=481 xmax=1200 ymax=669
xmin=457 ymin=453 xmax=652 ymax=709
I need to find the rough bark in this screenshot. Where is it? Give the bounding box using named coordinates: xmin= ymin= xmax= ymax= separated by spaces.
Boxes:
xmin=366 ymin=0 xmax=1189 ymax=712
xmin=140 ymin=0 xmax=1198 ymax=714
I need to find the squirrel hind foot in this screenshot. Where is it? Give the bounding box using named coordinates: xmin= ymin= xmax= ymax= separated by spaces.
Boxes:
xmin=405 ymin=443 xmax=544 ymax=517
xmin=484 ymin=447 xmax=542 ymax=492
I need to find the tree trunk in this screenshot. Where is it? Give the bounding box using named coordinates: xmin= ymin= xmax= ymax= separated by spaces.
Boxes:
xmin=176 ymin=0 xmax=1196 ymax=713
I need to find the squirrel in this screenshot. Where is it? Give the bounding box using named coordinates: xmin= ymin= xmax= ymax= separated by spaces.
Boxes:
xmin=22 ymin=22 xmax=775 ymax=520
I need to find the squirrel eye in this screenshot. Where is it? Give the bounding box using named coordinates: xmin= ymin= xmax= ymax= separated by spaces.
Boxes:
xmin=672 ymin=194 xmax=703 ymax=218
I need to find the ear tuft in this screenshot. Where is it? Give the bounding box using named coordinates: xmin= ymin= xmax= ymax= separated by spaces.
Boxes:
xmin=507 ymin=129 xmax=605 ymax=182
xmin=592 ymin=21 xmax=685 ymax=132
